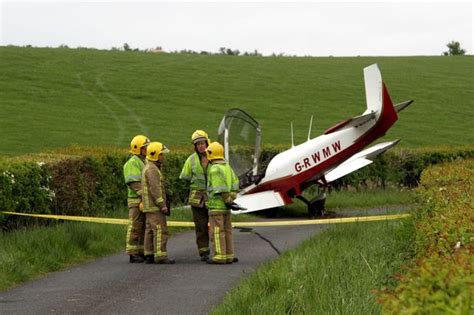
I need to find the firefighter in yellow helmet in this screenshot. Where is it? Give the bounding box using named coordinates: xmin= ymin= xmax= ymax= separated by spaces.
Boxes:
xmin=123 ymin=135 xmax=150 ymax=263
xmin=179 ymin=130 xmax=211 ymax=261
xmin=205 ymin=141 xmax=240 ymax=264
xmin=142 ymin=141 xmax=175 ymax=264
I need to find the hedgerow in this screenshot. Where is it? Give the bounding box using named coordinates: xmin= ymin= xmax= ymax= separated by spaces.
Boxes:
xmin=377 ymin=159 xmax=473 ymax=313
xmin=337 ymin=146 xmax=474 ymax=189
xmin=0 ymin=145 xmax=473 ymax=231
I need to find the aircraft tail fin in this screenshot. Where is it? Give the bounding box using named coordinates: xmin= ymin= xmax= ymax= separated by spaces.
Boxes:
xmin=325 ymin=64 xmax=400 ymax=136
xmin=362 ymin=64 xmax=398 ymax=134
xmin=363 ymin=64 xmax=384 ymax=115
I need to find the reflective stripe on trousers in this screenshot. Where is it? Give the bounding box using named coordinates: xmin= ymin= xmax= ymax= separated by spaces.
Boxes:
xmin=126 ymin=203 xmax=145 ymax=255
xmin=209 ymin=212 xmax=234 ymax=263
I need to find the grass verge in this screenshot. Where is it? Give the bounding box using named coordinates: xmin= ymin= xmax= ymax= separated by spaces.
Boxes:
xmin=0 ymin=222 xmax=125 ymax=291
xmin=212 ymin=218 xmax=414 ymax=314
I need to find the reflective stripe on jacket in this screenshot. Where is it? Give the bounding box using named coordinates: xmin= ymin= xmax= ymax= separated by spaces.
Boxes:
xmin=142 ymin=161 xmax=166 ymax=212
xmin=180 ymin=152 xmax=208 ymax=207
xmin=207 ymin=162 xmax=239 ymax=211
xmin=123 ymin=155 xmax=145 ymax=199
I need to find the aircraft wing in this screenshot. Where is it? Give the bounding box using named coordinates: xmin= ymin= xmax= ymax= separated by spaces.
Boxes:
xmin=324 ymin=158 xmax=373 ymax=182
xmin=231 ymin=190 xmax=286 ymax=214
xmin=324 ymin=139 xmax=400 ymax=183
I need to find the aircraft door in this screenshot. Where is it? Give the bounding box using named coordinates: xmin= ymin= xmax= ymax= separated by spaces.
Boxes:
xmin=218 ymin=109 xmax=261 ymax=188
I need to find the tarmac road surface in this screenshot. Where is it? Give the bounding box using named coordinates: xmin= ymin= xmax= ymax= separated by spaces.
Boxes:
xmin=0 ymin=222 xmax=328 ymax=314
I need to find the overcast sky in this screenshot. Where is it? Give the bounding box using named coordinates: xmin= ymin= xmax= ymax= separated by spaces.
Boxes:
xmin=0 ymin=1 xmax=472 ymax=56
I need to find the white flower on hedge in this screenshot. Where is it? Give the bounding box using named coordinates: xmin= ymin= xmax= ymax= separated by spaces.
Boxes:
xmin=37 ymin=161 xmax=46 ymax=167
xmin=3 ymin=171 xmax=15 ymax=184
xmin=40 ymin=186 xmax=56 ymax=201
xmin=48 ymin=190 xmax=55 ymax=200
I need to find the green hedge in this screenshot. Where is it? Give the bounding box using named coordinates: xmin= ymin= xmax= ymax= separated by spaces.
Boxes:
xmin=377 ymin=159 xmax=473 ymax=313
xmin=335 ymin=146 xmax=474 ymax=189
xmin=0 ymin=162 xmax=54 ymax=230
xmin=1 ymin=145 xmax=473 ymax=231
xmin=0 ymin=153 xmax=129 ymax=230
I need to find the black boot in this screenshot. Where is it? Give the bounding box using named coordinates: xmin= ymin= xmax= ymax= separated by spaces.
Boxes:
xmin=129 ymin=255 xmax=145 ymax=263
xmin=226 ymin=257 xmax=238 ymax=264
xmin=144 ymin=255 xmax=155 ymax=264
xmin=156 ymin=258 xmax=175 ymax=264
xmin=206 ymin=259 xmax=225 ymax=265
xmin=200 ymin=253 xmax=209 ymax=262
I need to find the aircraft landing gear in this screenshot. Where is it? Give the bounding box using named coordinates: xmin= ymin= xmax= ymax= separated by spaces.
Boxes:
xmin=296 ymin=193 xmax=326 ymax=218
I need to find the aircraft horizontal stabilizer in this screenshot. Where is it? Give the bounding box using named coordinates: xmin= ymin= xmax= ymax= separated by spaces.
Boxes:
xmin=324 ymin=139 xmax=400 ymax=183
xmin=394 ymin=100 xmax=414 ymax=113
xmin=231 ymin=190 xmax=285 ymax=214
xmin=351 ymin=111 xmax=377 ymax=127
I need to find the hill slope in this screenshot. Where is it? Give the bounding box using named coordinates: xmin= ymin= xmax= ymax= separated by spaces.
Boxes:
xmin=0 ymin=47 xmax=472 ymax=155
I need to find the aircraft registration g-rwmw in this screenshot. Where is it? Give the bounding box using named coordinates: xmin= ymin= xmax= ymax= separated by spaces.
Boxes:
xmin=218 ymin=64 xmax=413 ymax=216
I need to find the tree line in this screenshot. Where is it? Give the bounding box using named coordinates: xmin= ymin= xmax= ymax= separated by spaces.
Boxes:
xmin=10 ymin=41 xmax=467 ymax=56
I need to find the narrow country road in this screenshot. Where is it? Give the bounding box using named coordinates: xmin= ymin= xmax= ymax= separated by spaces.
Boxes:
xmin=0 ymin=222 xmax=327 ymax=314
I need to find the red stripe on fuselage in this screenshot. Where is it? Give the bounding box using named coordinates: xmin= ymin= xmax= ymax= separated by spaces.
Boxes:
xmin=247 ymin=82 xmax=398 ymax=203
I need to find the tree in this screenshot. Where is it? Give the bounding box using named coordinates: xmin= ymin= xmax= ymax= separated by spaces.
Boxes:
xmin=443 ymin=41 xmax=466 ymax=56
xmin=226 ymin=48 xmax=240 ymax=55
xmin=123 ymin=43 xmax=131 ymax=51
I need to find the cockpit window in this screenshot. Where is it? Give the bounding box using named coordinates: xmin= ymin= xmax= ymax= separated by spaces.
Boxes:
xmin=218 ymin=109 xmax=261 ymax=188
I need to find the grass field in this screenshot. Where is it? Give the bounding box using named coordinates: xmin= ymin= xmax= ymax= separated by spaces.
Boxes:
xmin=1 ymin=47 xmax=472 ymax=156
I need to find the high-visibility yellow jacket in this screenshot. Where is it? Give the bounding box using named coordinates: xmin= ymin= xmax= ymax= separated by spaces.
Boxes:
xmin=179 ymin=152 xmax=208 ymax=207
xmin=207 ymin=161 xmax=239 ymax=213
xmin=142 ymin=161 xmax=167 ymax=212
xmin=123 ymin=155 xmax=145 ymax=204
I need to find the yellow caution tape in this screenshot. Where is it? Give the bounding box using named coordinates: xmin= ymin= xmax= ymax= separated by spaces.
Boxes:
xmin=0 ymin=211 xmax=409 ymax=227
xmin=0 ymin=211 xmax=129 ymax=225
xmin=0 ymin=211 xmax=195 ymax=227
xmin=233 ymin=213 xmax=411 ymax=227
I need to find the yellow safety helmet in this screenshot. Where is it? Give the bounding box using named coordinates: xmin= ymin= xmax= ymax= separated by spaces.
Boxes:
xmin=130 ymin=135 xmax=150 ymax=155
xmin=146 ymin=142 xmax=170 ymax=161
xmin=191 ymin=130 xmax=209 ymax=144
xmin=206 ymin=142 xmax=225 ymax=161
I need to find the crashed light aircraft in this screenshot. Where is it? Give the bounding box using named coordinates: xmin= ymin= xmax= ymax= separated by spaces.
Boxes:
xmin=217 ymin=64 xmax=413 ymax=216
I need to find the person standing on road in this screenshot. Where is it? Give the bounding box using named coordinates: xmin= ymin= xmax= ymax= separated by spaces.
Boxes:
xmin=179 ymin=130 xmax=211 ymax=261
xmin=205 ymin=141 xmax=240 ymax=264
xmin=142 ymin=141 xmax=175 ymax=264
xmin=123 ymin=135 xmax=150 ymax=263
